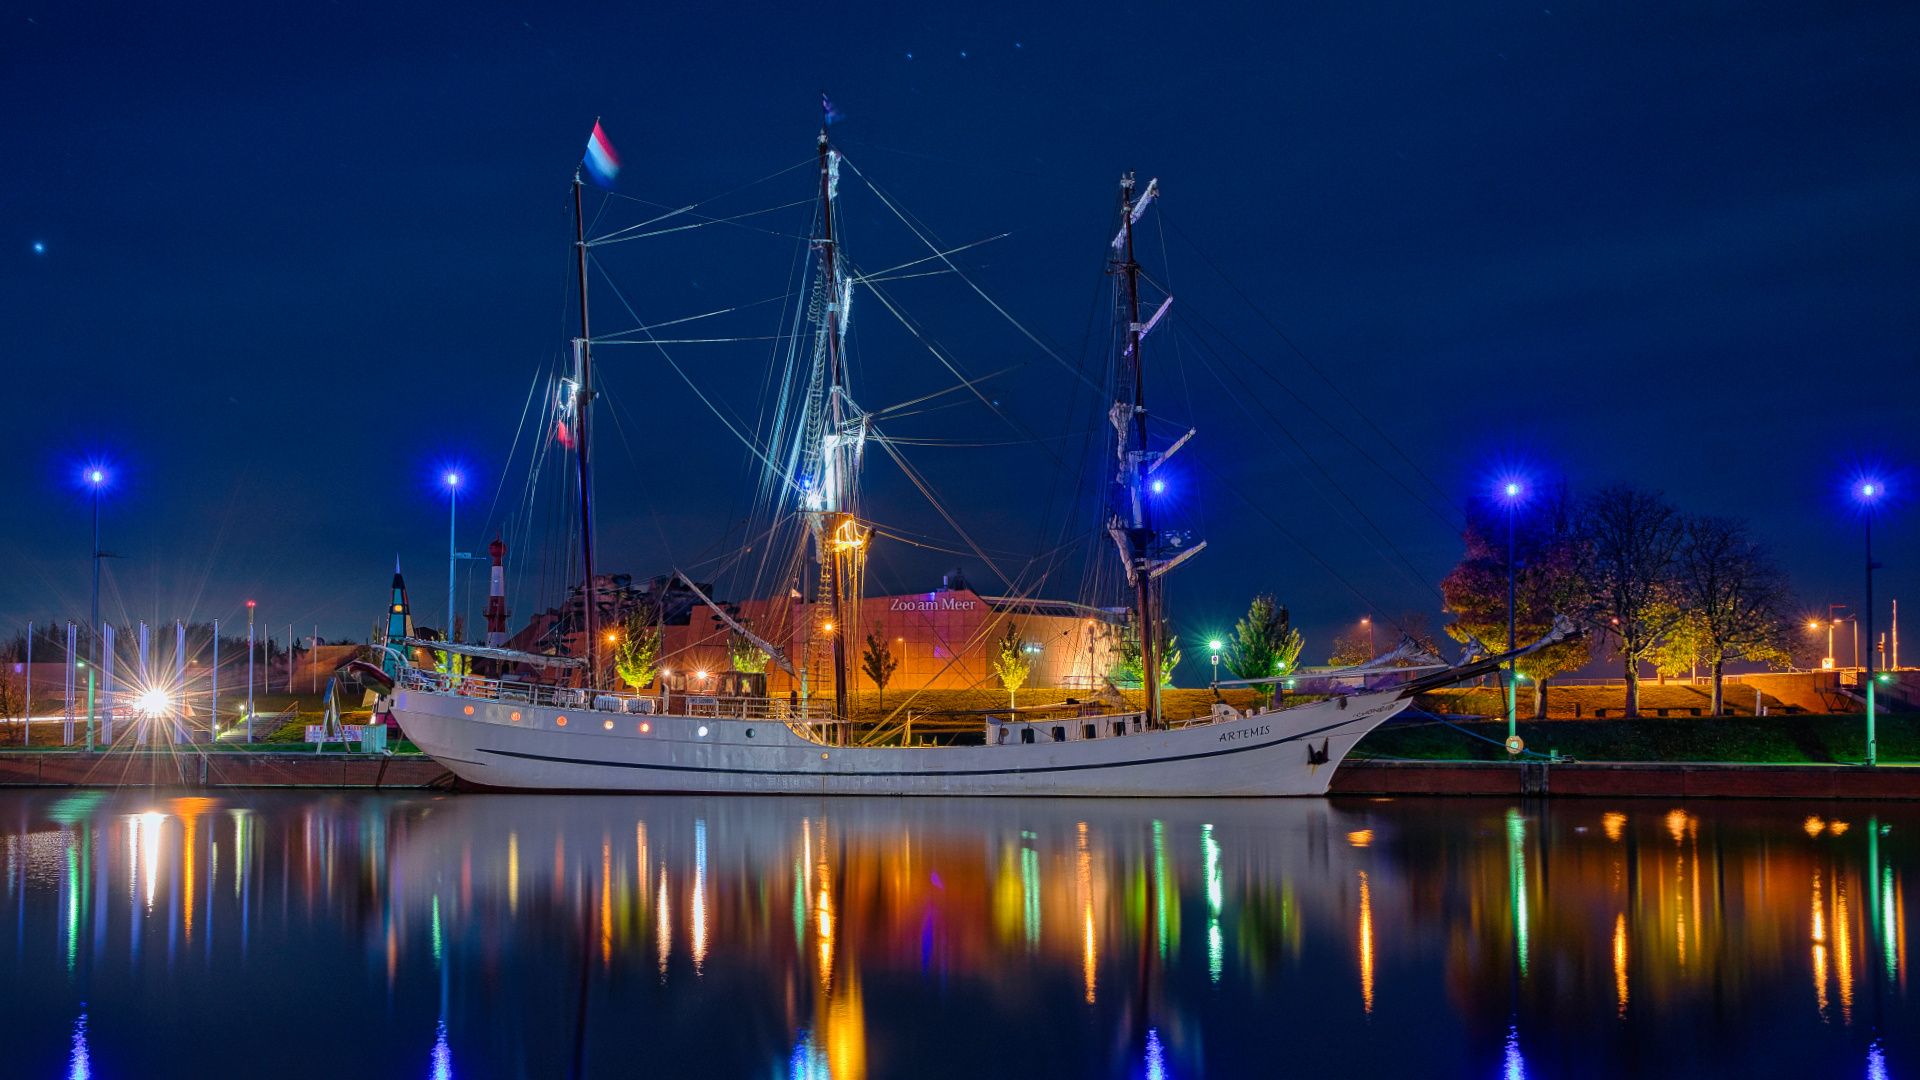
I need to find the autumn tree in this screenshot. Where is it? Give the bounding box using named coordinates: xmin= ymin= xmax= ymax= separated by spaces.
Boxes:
xmin=992 ymin=620 xmax=1032 ymax=708
xmin=0 ymin=668 xmax=25 ymax=745
xmin=1668 ymin=515 xmax=1795 ymax=715
xmin=1440 ymin=486 xmax=1593 ymax=716
xmin=1326 ymin=625 xmax=1374 ymax=667
xmin=1582 ymin=484 xmax=1685 ymax=717
xmin=861 ymin=621 xmax=898 ymax=708
xmin=1223 ymin=594 xmax=1303 ymax=704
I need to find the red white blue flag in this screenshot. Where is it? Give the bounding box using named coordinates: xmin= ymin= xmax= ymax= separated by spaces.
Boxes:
xmin=584 ymin=122 xmax=621 ymax=189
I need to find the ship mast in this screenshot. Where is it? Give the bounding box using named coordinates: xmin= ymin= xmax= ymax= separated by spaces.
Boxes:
xmin=1112 ymin=173 xmax=1161 ymax=725
xmin=572 ymin=171 xmax=600 ymax=687
xmin=811 ymin=123 xmax=862 ymax=738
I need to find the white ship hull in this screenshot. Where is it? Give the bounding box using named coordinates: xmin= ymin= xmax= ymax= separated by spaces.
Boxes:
xmin=391 ymin=684 xmax=1413 ymax=797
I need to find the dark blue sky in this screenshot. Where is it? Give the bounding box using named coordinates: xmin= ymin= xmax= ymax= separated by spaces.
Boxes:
xmin=5 ymin=0 xmax=1915 ymax=670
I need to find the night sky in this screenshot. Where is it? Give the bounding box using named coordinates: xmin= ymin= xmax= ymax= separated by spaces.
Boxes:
xmin=5 ymin=0 xmax=1916 ymax=672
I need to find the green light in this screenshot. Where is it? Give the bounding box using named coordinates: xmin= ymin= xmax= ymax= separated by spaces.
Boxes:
xmin=1507 ymin=808 xmax=1529 ymax=977
xmin=1203 ymin=824 xmax=1223 ymax=984
xmin=1208 ymin=640 xmax=1222 ymax=651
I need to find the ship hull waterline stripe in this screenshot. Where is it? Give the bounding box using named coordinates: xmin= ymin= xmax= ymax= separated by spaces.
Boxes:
xmin=471 ymin=715 xmax=1368 ymax=779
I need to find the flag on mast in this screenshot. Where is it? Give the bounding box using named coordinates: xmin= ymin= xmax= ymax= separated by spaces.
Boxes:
xmin=583 ymin=121 xmax=621 ymax=188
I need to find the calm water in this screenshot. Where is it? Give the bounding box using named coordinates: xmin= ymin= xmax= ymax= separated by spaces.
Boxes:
xmin=1 ymin=793 xmax=1912 ymax=1079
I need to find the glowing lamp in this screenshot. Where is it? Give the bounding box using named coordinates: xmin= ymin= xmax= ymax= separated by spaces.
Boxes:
xmin=445 ymin=472 xmax=460 ymax=487
xmin=88 ymin=470 xmax=104 ymax=485
xmin=135 ymin=688 xmax=170 ymax=715
xmin=1150 ymin=480 xmax=1165 ymax=494
xmin=695 ymin=670 xmax=708 ymax=679
xmin=1208 ymin=640 xmax=1222 ymax=651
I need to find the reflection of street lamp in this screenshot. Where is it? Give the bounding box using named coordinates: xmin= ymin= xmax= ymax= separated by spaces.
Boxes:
xmin=1208 ymin=639 xmax=1223 ymax=701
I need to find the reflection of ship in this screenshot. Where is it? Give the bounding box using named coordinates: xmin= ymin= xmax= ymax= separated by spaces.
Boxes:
xmin=387 ymin=116 xmax=1573 ymax=795
xmin=5 ymin=793 xmax=1909 ymax=1076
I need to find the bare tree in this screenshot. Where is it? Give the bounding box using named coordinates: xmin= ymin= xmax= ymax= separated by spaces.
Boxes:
xmin=1671 ymin=515 xmax=1794 ymax=715
xmin=1582 ymin=484 xmax=1684 ymax=717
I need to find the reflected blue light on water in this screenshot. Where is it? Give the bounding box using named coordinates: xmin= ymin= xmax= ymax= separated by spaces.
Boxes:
xmin=429 ymin=1017 xmax=453 ymax=1080
xmin=1867 ymin=1040 xmax=1887 ymax=1080
xmin=67 ymin=1010 xmax=90 ymax=1080
xmin=1144 ymin=1027 xmax=1166 ymax=1080
xmin=1502 ymin=1024 xmax=1525 ymax=1080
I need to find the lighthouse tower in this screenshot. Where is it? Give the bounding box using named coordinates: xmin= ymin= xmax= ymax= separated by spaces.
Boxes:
xmin=383 ymin=557 xmax=414 ymax=676
xmin=484 ymin=535 xmax=509 ymax=647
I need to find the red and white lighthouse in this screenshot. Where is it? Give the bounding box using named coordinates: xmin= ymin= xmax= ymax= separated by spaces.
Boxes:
xmin=484 ymin=535 xmax=509 ymax=647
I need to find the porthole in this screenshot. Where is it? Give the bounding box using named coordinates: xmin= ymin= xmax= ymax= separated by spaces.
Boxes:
xmin=697 ymin=725 xmax=709 ymax=737
xmin=556 ymin=716 xmax=568 ymax=726
xmin=603 ymin=720 xmax=614 ymax=730
xmin=463 ymin=705 xmax=474 ymax=715
xmin=746 ymin=728 xmax=756 ymax=738
xmin=510 ymin=711 xmax=521 ymax=722
xmin=639 ymin=722 xmax=651 ymax=733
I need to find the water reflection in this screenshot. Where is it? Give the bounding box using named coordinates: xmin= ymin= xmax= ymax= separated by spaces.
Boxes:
xmin=68 ymin=1009 xmax=90 ymax=1080
xmin=0 ymin=794 xmax=1912 ymax=1079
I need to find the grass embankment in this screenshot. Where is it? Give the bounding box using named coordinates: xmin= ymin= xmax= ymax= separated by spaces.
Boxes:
xmin=1357 ymin=715 xmax=1920 ymax=765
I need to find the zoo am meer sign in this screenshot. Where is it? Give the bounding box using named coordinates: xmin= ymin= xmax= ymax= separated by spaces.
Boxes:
xmin=888 ymin=594 xmax=980 ymax=612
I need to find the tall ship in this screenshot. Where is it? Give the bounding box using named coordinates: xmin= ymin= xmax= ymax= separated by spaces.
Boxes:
xmin=380 ymin=116 xmax=1572 ymax=795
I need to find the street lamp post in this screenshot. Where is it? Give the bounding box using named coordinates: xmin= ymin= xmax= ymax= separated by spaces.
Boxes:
xmin=1499 ymin=480 xmax=1526 ymax=754
xmin=246 ymin=600 xmax=256 ymax=742
xmin=1208 ymin=639 xmax=1223 ymax=701
xmin=85 ymin=468 xmax=105 ymax=751
xmin=1859 ymin=480 xmax=1884 ymax=765
xmin=445 ymin=472 xmax=460 ymax=643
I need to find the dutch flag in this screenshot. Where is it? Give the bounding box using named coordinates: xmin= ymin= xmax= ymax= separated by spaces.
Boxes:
xmin=583 ymin=121 xmax=621 ymax=189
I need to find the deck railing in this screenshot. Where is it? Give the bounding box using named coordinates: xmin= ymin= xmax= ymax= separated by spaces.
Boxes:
xmin=397 ymin=668 xmax=834 ymax=721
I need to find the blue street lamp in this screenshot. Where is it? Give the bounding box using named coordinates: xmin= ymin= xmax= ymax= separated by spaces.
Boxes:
xmin=84 ymin=466 xmax=107 ymax=751
xmin=1857 ymin=479 xmax=1885 ymax=765
xmin=1497 ymin=478 xmax=1528 ymax=752
xmin=444 ymin=472 xmax=465 ymax=645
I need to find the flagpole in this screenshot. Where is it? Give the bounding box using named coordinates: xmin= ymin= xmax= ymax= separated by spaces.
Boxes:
xmin=572 ymin=164 xmax=599 ymax=691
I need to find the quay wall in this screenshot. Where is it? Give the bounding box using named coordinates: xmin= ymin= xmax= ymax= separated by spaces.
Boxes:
xmin=0 ymin=751 xmax=1914 ymax=798
xmin=1330 ymin=758 xmax=1920 ymax=800
xmin=0 ymin=751 xmax=451 ymax=789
